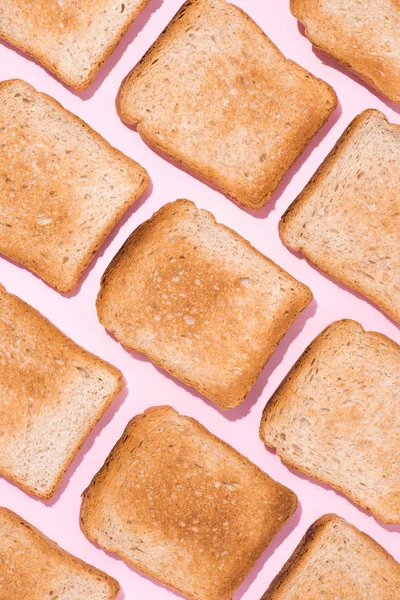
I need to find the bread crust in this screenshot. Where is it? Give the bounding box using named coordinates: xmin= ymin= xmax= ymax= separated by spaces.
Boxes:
xmin=0 ymin=282 xmax=124 ymax=499
xmin=0 ymin=0 xmax=151 ymax=90
xmin=262 ymin=514 xmax=400 ymax=598
xmin=261 ymin=514 xmax=337 ymax=599
xmin=0 ymin=507 xmax=120 ymax=598
xmin=117 ymin=0 xmax=337 ymax=210
xmin=280 ymin=109 xmax=400 ymax=324
xmin=81 ymin=406 xmax=297 ymax=600
xmin=280 ymin=110 xmax=378 ymax=248
xmin=260 ymin=319 xmax=400 ymax=524
xmin=0 ymin=79 xmax=149 ymax=293
xmin=96 ymin=199 xmax=312 ymax=409
xmin=291 ymin=0 xmax=400 ymax=103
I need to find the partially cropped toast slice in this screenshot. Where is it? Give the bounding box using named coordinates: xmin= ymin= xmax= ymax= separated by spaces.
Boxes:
xmin=0 ymin=79 xmax=149 ymax=292
xmin=0 ymin=282 xmax=123 ymax=499
xmin=117 ymin=0 xmax=337 ymax=209
xmin=81 ymin=406 xmax=297 ymax=600
xmin=0 ymin=507 xmax=119 ymax=599
xmin=260 ymin=319 xmax=400 ymax=524
xmin=280 ymin=110 xmax=400 ymax=324
xmin=262 ymin=515 xmax=400 ymax=599
xmin=291 ymin=0 xmax=400 ymax=103
xmin=97 ymin=200 xmax=312 ymax=409
xmin=0 ymin=0 xmax=150 ymax=90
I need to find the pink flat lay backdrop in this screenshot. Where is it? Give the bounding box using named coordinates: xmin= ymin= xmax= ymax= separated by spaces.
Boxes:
xmin=0 ymin=1 xmax=399 ymax=598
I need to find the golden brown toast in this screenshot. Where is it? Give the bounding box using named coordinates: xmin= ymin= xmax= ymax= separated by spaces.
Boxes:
xmin=81 ymin=406 xmax=297 ymax=600
xmin=97 ymin=199 xmax=312 ymax=409
xmin=0 ymin=79 xmax=149 ymax=292
xmin=117 ymin=0 xmax=337 ymax=209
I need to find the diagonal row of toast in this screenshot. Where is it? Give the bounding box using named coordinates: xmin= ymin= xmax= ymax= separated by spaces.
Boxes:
xmin=0 ymin=2 xmax=399 ymax=316
xmin=1 ymin=0 xmax=399 ymax=99
xmin=1 ymin=0 xmax=400 ymax=599
xmin=1 ymin=221 xmax=400 ymax=599
xmin=0 ymin=0 xmax=399 ymax=213
xmin=1 ymin=402 xmax=400 ymax=599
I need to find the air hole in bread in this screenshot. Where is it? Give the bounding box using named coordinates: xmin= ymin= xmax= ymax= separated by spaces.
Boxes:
xmin=76 ymin=366 xmax=88 ymax=377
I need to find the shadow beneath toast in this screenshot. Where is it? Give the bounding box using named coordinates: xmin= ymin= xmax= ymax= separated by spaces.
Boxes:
xmin=64 ymin=179 xmax=153 ymax=298
xmin=104 ymin=327 xmax=211 ymax=404
xmin=102 ymin=299 xmax=317 ymax=422
xmin=121 ymin=101 xmax=342 ymax=219
xmin=283 ymin=246 xmax=400 ymax=330
xmin=262 ymin=445 xmax=400 ymax=536
xmin=0 ymin=180 xmax=152 ymax=300
xmin=122 ymin=121 xmax=248 ymax=210
xmin=69 ymin=0 xmax=165 ymax=100
xmin=296 ymin=23 xmax=400 ymax=117
xmin=242 ymin=105 xmax=342 ymax=220
xmin=0 ymin=0 xmax=164 ymax=100
xmin=229 ymin=299 xmax=317 ymax=420
xmin=43 ymin=384 xmax=129 ymax=506
xmin=233 ymin=503 xmax=302 ymax=600
xmin=0 ymin=384 xmax=128 ymax=506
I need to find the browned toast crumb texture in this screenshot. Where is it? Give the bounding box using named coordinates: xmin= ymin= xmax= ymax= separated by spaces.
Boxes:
xmin=81 ymin=405 xmax=298 ymax=600
xmin=0 ymin=282 xmax=123 ymax=499
xmin=0 ymin=79 xmax=149 ymax=292
xmin=260 ymin=319 xmax=400 ymax=524
xmin=117 ymin=0 xmax=337 ymax=209
xmin=0 ymin=507 xmax=120 ymax=599
xmin=96 ymin=199 xmax=312 ymax=409
xmin=0 ymin=0 xmax=151 ymax=90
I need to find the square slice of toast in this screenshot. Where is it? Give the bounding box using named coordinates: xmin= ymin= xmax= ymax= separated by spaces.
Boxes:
xmin=96 ymin=199 xmax=312 ymax=409
xmin=291 ymin=0 xmax=400 ymax=103
xmin=260 ymin=319 xmax=400 ymax=524
xmin=280 ymin=109 xmax=400 ymax=324
xmin=80 ymin=406 xmax=297 ymax=600
xmin=0 ymin=79 xmax=149 ymax=293
xmin=262 ymin=515 xmax=400 ymax=599
xmin=0 ymin=507 xmax=119 ymax=599
xmin=117 ymin=0 xmax=337 ymax=210
xmin=0 ymin=0 xmax=150 ymax=90
xmin=0 ymin=282 xmax=123 ymax=499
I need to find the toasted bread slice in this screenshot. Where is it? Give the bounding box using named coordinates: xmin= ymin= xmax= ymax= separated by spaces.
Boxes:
xmin=280 ymin=110 xmax=400 ymax=324
xmin=0 ymin=282 xmax=123 ymax=499
xmin=117 ymin=0 xmax=337 ymax=210
xmin=97 ymin=199 xmax=312 ymax=409
xmin=0 ymin=507 xmax=119 ymax=599
xmin=262 ymin=515 xmax=400 ymax=599
xmin=81 ymin=406 xmax=297 ymax=600
xmin=291 ymin=0 xmax=400 ymax=103
xmin=0 ymin=0 xmax=150 ymax=90
xmin=260 ymin=319 xmax=400 ymax=524
xmin=0 ymin=79 xmax=149 ymax=293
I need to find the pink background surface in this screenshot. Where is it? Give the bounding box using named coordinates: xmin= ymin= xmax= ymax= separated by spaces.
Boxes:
xmin=0 ymin=1 xmax=399 ymax=598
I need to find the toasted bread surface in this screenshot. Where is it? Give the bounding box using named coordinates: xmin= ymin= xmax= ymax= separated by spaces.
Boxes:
xmin=117 ymin=0 xmax=337 ymax=209
xmin=260 ymin=319 xmax=400 ymax=524
xmin=280 ymin=109 xmax=400 ymax=324
xmin=291 ymin=0 xmax=400 ymax=103
xmin=0 ymin=507 xmax=119 ymax=599
xmin=81 ymin=406 xmax=297 ymax=600
xmin=0 ymin=0 xmax=150 ymax=90
xmin=0 ymin=79 xmax=149 ymax=292
xmin=0 ymin=282 xmax=123 ymax=499
xmin=97 ymin=199 xmax=312 ymax=409
xmin=262 ymin=514 xmax=400 ymax=599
